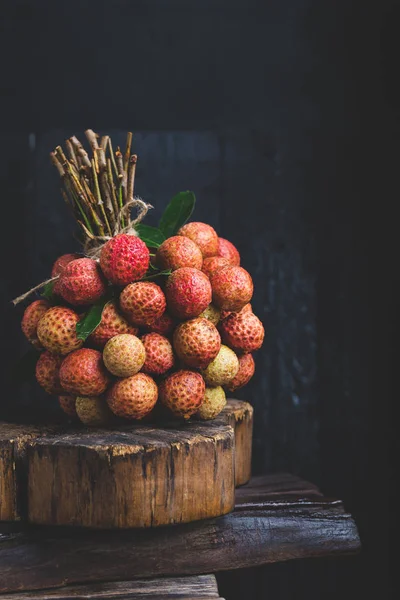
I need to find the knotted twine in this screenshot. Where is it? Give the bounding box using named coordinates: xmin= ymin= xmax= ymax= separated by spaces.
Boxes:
xmin=12 ymin=197 xmax=152 ymax=306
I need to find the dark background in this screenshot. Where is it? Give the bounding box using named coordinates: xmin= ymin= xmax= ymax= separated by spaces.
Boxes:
xmin=0 ymin=0 xmax=397 ymax=598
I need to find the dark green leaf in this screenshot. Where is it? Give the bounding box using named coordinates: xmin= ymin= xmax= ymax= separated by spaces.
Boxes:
xmin=10 ymin=348 xmax=40 ymax=384
xmin=159 ymin=191 xmax=196 ymax=238
xmin=41 ymin=280 xmax=56 ymax=301
xmin=76 ymin=296 xmax=111 ymax=341
xmin=141 ymin=269 xmax=172 ymax=281
xmin=135 ymin=224 xmax=166 ymax=248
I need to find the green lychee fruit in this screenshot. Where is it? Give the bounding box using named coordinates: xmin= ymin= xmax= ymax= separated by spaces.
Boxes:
xmin=178 ymin=222 xmax=219 ymax=258
xmin=156 ymin=235 xmax=203 ymax=271
xmin=58 ymin=258 xmax=107 ymax=306
xmin=37 ymin=306 xmax=83 ymax=355
xmin=59 ymin=348 xmax=110 ymax=396
xmin=21 ymin=299 xmax=50 ymax=349
xmin=201 ymin=344 xmax=239 ymax=387
xmin=220 ymin=311 xmax=264 ymax=353
xmin=107 ymin=373 xmax=158 ymax=420
xmin=59 ymin=395 xmax=77 ymax=418
xmin=100 ymin=233 xmax=150 ymax=286
xmin=89 ymin=300 xmax=138 ymax=348
xmin=199 ymin=303 xmax=221 ymax=325
xmin=103 ymin=333 xmax=145 ymax=377
xmin=165 ymin=267 xmax=212 ymax=320
xmin=76 ymin=396 xmax=112 ymax=427
xmin=217 ymin=237 xmax=240 ymax=265
xmin=225 ymin=353 xmax=255 ymax=391
xmin=141 ymin=332 xmax=175 ymax=375
xmin=35 ymin=351 xmax=63 ymax=394
xmin=196 ymin=386 xmax=227 ymax=420
xmin=159 ymin=369 xmax=205 ymax=419
xmin=173 ymin=317 xmax=221 ymax=368
xmin=120 ymin=281 xmax=166 ymax=327
xmin=210 ymin=266 xmax=253 ymax=311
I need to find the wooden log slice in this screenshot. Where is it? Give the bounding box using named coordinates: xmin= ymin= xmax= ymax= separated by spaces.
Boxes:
xmin=218 ymin=400 xmax=253 ymax=486
xmin=27 ymin=421 xmax=235 ymax=528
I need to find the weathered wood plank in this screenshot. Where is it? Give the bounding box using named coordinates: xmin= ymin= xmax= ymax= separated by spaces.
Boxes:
xmin=218 ymin=400 xmax=253 ymax=486
xmin=0 ymin=474 xmax=361 ymax=593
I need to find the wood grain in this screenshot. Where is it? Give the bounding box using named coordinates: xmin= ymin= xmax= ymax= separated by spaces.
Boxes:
xmin=0 ymin=474 xmax=361 ymax=593
xmin=27 ymin=421 xmax=235 ymax=528
xmin=219 ymin=400 xmax=253 ymax=486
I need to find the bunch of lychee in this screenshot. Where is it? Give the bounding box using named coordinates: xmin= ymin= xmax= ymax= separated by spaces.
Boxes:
xmin=21 ymin=222 xmax=264 ymax=426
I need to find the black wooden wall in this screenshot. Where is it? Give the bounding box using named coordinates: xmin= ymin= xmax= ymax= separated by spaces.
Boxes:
xmin=0 ymin=1 xmax=397 ymax=598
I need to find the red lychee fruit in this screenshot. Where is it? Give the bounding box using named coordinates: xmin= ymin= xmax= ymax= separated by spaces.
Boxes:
xmin=21 ymin=299 xmax=50 ymax=349
xmin=156 ymin=236 xmax=203 ymax=271
xmin=201 ymin=256 xmax=230 ymax=279
xmin=220 ymin=303 xmax=252 ymax=321
xmin=141 ymin=333 xmax=175 ymax=375
xmin=107 ymin=373 xmax=158 ymax=420
xmin=159 ymin=370 xmax=205 ymax=419
xmin=178 ymin=222 xmax=218 ymax=258
xmin=58 ymin=258 xmax=107 ymax=306
xmin=173 ymin=317 xmax=221 ymax=368
xmin=89 ymin=300 xmax=138 ymax=348
xmin=100 ymin=234 xmax=150 ymax=286
xmin=210 ymin=266 xmax=253 ymax=311
xmin=103 ymin=334 xmax=146 ymax=377
xmin=37 ymin=306 xmax=83 ymax=355
xmin=144 ymin=311 xmax=176 ymax=336
xmin=59 ymin=395 xmax=77 ymax=418
xmin=51 ymin=253 xmax=80 ymax=295
xmin=225 ymin=353 xmax=255 ymax=392
xmin=35 ymin=351 xmax=64 ymax=394
xmin=220 ymin=312 xmax=264 ymax=353
xmin=165 ymin=267 xmax=212 ymax=320
xmin=59 ymin=348 xmax=110 ymax=396
xmin=120 ymin=282 xmax=166 ymax=327
xmin=217 ymin=238 xmax=240 ymax=266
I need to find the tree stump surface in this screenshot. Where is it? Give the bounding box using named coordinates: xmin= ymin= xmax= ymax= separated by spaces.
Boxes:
xmin=217 ymin=400 xmax=253 ymax=486
xmin=0 ymin=473 xmax=361 ymax=593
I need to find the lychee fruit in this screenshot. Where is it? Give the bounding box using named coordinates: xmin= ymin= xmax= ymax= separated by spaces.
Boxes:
xmin=144 ymin=311 xmax=175 ymax=336
xmin=51 ymin=253 xmax=80 ymax=295
xmin=103 ymin=334 xmax=145 ymax=377
xmin=178 ymin=222 xmax=218 ymax=258
xmin=107 ymin=373 xmax=158 ymax=420
xmin=220 ymin=311 xmax=264 ymax=353
xmin=141 ymin=333 xmax=175 ymax=375
xmin=58 ymin=258 xmax=107 ymax=306
xmin=201 ymin=344 xmax=239 ymax=387
xmin=35 ymin=351 xmax=63 ymax=394
xmin=159 ymin=370 xmax=205 ymax=419
xmin=199 ymin=303 xmax=221 ymax=325
xmin=165 ymin=267 xmax=212 ymax=319
xmin=59 ymin=395 xmax=77 ymax=418
xmin=21 ymin=299 xmax=50 ymax=348
xmin=76 ymin=396 xmax=113 ymax=427
xmin=156 ymin=236 xmax=203 ymax=271
xmin=210 ymin=266 xmax=253 ymax=311
xmin=100 ymin=233 xmax=150 ymax=286
xmin=120 ymin=281 xmax=166 ymax=327
xmin=217 ymin=238 xmax=240 ymax=266
xmin=89 ymin=301 xmax=138 ymax=348
xmin=37 ymin=306 xmax=83 ymax=355
xmin=173 ymin=317 xmax=221 ymax=368
xmin=226 ymin=353 xmax=255 ymax=392
xmin=201 ymin=256 xmax=230 ymax=279
xmin=59 ymin=348 xmax=110 ymax=396
xmin=196 ymin=386 xmax=227 ymax=420
xmin=220 ymin=303 xmax=252 ymax=321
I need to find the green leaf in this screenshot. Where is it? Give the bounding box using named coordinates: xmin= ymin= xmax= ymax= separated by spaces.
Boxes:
xmin=41 ymin=280 xmax=56 ymax=301
xmin=141 ymin=269 xmax=172 ymax=281
xmin=135 ymin=224 xmax=166 ymax=248
xmin=10 ymin=348 xmax=40 ymax=384
xmin=76 ymin=296 xmax=111 ymax=341
xmin=159 ymin=191 xmax=196 ymax=238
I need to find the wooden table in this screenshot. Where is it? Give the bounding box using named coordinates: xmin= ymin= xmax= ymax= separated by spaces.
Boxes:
xmin=0 ymin=473 xmax=360 ymax=597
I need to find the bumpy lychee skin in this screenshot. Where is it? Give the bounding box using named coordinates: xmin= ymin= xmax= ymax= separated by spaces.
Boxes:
xmin=201 ymin=344 xmax=239 ymax=387
xmin=59 ymin=348 xmax=110 ymax=396
xmin=144 ymin=311 xmax=175 ymax=336
xmin=210 ymin=266 xmax=253 ymax=311
xmin=141 ymin=333 xmax=175 ymax=375
xmin=37 ymin=306 xmax=83 ymax=355
xmin=220 ymin=303 xmax=252 ymax=321
xmin=59 ymin=395 xmax=77 ymax=418
xmin=21 ymin=299 xmax=50 ymax=348
xmin=58 ymin=258 xmax=108 ymax=306
xmin=156 ymin=236 xmax=203 ymax=271
xmin=201 ymin=256 xmax=230 ymax=279
xmin=220 ymin=312 xmax=264 ymax=353
xmin=199 ymin=303 xmax=221 ymax=325
xmin=103 ymin=334 xmax=145 ymax=377
xmin=100 ymin=234 xmax=150 ymax=286
xmin=178 ymin=222 xmax=219 ymax=258
xmin=107 ymin=373 xmax=158 ymax=420
xmin=120 ymin=282 xmax=166 ymax=327
xmin=51 ymin=253 xmax=80 ymax=295
xmin=89 ymin=301 xmax=138 ymax=348
xmin=217 ymin=238 xmax=240 ymax=266
xmin=173 ymin=317 xmax=221 ymax=368
xmin=35 ymin=351 xmax=63 ymax=394
xmin=226 ymin=353 xmax=255 ymax=392
xmin=165 ymin=267 xmax=212 ymax=320
xmin=159 ymin=370 xmax=205 ymax=419
xmin=76 ymin=396 xmax=113 ymax=427
xmin=196 ymin=386 xmax=227 ymax=420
